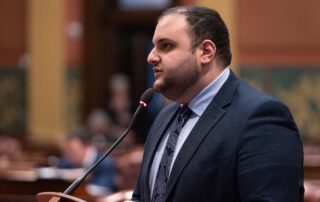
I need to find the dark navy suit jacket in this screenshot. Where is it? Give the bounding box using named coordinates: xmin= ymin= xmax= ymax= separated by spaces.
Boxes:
xmin=132 ymin=71 xmax=304 ymax=202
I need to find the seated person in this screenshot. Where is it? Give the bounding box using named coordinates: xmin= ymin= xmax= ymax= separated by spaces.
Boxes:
xmin=58 ymin=127 xmax=116 ymax=197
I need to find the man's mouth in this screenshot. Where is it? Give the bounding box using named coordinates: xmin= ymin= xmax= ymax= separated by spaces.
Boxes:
xmin=153 ymin=67 xmax=162 ymax=77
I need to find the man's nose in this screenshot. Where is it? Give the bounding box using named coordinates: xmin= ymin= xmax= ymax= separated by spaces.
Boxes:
xmin=147 ymin=48 xmax=160 ymax=66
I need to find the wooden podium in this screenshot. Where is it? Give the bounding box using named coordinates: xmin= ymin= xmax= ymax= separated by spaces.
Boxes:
xmin=37 ymin=192 xmax=86 ymax=202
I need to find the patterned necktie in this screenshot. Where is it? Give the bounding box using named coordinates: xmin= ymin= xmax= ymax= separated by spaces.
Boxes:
xmin=151 ymin=105 xmax=193 ymax=202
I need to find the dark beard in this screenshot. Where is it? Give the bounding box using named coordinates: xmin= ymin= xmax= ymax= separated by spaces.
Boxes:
xmin=155 ymin=68 xmax=200 ymax=101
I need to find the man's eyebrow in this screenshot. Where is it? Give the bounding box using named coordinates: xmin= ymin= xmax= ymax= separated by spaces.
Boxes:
xmin=154 ymin=38 xmax=175 ymax=44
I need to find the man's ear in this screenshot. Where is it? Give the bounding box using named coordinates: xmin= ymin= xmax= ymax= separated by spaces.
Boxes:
xmin=199 ymin=40 xmax=216 ymax=65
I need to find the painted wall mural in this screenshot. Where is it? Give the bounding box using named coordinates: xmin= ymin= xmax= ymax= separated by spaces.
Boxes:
xmin=0 ymin=69 xmax=26 ymax=134
xmin=240 ymin=66 xmax=320 ymax=143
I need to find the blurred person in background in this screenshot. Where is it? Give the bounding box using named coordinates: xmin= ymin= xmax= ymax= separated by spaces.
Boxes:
xmin=87 ymin=108 xmax=114 ymax=152
xmin=106 ymin=74 xmax=137 ymax=150
xmin=0 ymin=135 xmax=24 ymax=171
xmin=58 ymin=126 xmax=116 ymax=197
xmin=107 ymin=74 xmax=132 ymax=128
xmin=87 ymin=107 xmax=135 ymax=153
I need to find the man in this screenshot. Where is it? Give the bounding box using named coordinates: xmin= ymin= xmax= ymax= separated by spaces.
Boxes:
xmin=59 ymin=127 xmax=116 ymax=197
xmin=132 ymin=6 xmax=304 ymax=202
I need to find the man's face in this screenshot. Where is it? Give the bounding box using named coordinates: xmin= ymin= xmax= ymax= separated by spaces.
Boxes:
xmin=64 ymin=138 xmax=86 ymax=166
xmin=147 ymin=14 xmax=201 ymax=101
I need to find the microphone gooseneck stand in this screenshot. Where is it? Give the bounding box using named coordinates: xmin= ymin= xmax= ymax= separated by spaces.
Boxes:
xmin=37 ymin=88 xmax=155 ymax=202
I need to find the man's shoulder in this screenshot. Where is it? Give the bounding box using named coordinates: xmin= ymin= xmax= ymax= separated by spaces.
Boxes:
xmin=225 ymin=78 xmax=291 ymax=119
xmin=237 ymin=80 xmax=282 ymax=105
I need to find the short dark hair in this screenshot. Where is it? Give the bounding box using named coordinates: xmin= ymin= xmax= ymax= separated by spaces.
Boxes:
xmin=158 ymin=6 xmax=232 ymax=67
xmin=67 ymin=126 xmax=92 ymax=145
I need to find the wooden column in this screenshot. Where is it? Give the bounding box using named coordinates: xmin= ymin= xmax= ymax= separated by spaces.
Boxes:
xmin=27 ymin=0 xmax=66 ymax=144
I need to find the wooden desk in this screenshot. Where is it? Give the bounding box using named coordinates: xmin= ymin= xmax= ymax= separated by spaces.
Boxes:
xmin=0 ymin=171 xmax=94 ymax=202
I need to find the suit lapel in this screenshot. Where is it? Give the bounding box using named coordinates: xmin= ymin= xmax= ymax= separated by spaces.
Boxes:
xmin=141 ymin=104 xmax=180 ymax=201
xmin=165 ymin=71 xmax=240 ymax=200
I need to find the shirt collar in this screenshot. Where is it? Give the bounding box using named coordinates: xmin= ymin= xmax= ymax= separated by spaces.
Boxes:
xmin=187 ymin=67 xmax=230 ymax=116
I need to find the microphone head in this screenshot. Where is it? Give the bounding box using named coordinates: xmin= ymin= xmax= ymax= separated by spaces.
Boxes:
xmin=139 ymin=88 xmax=155 ymax=107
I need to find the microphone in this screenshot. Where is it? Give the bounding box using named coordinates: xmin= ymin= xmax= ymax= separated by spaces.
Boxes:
xmin=63 ymin=88 xmax=155 ymax=196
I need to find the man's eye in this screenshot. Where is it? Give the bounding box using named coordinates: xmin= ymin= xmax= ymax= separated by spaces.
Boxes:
xmin=161 ymin=43 xmax=172 ymax=51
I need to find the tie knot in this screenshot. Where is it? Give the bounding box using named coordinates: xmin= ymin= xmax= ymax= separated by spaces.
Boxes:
xmin=178 ymin=105 xmax=193 ymax=121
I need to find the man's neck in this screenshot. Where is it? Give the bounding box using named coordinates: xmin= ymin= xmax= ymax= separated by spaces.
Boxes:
xmin=175 ymin=66 xmax=225 ymax=104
